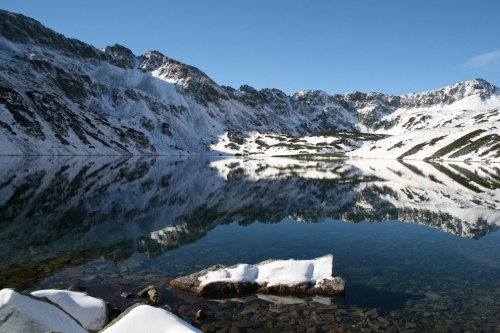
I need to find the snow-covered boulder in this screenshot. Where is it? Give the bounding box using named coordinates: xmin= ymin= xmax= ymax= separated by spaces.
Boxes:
xmin=100 ymin=304 xmax=202 ymax=333
xmin=31 ymin=289 xmax=107 ymax=332
xmin=171 ymin=254 xmax=345 ymax=297
xmin=0 ymin=288 xmax=87 ymax=333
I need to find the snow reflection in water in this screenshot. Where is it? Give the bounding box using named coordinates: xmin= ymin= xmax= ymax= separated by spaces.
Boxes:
xmin=0 ymin=156 xmax=499 ymax=332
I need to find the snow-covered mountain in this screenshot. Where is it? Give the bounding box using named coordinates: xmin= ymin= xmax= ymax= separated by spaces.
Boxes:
xmin=348 ymin=80 xmax=500 ymax=161
xmin=0 ymin=10 xmax=498 ymax=160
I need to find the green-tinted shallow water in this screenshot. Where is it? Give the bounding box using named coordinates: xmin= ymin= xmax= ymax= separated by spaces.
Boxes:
xmin=1 ymin=156 xmax=499 ymax=332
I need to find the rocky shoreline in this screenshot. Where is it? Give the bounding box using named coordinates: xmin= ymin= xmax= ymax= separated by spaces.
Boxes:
xmin=0 ymin=287 xmax=202 ymax=333
xmin=0 ymin=255 xmax=344 ymax=332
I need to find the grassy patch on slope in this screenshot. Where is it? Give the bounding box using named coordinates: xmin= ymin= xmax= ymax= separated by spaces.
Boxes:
xmin=397 ymin=142 xmax=429 ymax=160
xmin=428 ymin=129 xmax=486 ymax=160
xmin=449 ymin=134 xmax=499 ymax=158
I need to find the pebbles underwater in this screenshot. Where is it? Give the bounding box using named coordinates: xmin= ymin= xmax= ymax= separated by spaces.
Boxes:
xmin=15 ymin=219 xmax=500 ymax=332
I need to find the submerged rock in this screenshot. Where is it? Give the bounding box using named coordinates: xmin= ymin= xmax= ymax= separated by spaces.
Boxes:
xmin=195 ymin=309 xmax=207 ymax=321
xmin=170 ymin=254 xmax=345 ymax=297
xmin=121 ymin=292 xmax=134 ymax=299
xmin=67 ymin=284 xmax=86 ymax=292
xmin=137 ymin=285 xmax=162 ymax=305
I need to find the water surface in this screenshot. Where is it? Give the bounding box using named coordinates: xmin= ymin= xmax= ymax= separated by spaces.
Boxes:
xmin=0 ymin=156 xmax=499 ymax=332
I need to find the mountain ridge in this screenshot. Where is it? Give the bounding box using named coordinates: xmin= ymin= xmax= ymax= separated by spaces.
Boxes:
xmin=0 ymin=9 xmax=498 ymax=159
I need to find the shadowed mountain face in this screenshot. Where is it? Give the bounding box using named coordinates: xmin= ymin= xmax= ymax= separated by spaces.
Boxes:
xmin=0 ymin=156 xmax=498 ymax=289
xmin=0 ymin=10 xmax=498 ymax=158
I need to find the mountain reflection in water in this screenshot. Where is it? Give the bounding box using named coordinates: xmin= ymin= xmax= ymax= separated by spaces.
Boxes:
xmin=0 ymin=156 xmax=499 ymax=291
xmin=0 ymin=157 xmax=500 ymax=332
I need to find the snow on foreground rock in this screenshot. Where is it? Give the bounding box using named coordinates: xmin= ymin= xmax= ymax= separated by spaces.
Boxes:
xmin=171 ymin=254 xmax=345 ymax=297
xmin=0 ymin=288 xmax=87 ymax=333
xmin=100 ymin=304 xmax=202 ymax=333
xmin=30 ymin=289 xmax=107 ymax=332
xmin=0 ymin=288 xmax=201 ymax=333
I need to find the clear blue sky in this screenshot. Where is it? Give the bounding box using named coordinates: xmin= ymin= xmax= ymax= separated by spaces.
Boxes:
xmin=1 ymin=0 xmax=499 ymax=95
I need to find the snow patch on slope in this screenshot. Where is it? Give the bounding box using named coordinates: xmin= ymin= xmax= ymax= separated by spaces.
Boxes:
xmin=350 ymin=125 xmax=499 ymax=162
xmin=210 ymin=131 xmax=385 ymax=156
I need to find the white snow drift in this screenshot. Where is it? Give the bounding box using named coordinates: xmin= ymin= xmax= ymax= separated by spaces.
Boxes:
xmin=101 ymin=304 xmax=202 ymax=333
xmin=0 ymin=288 xmax=202 ymax=333
xmin=30 ymin=289 xmax=107 ymax=332
xmin=199 ymin=254 xmax=335 ymax=287
xmin=0 ymin=288 xmax=87 ymax=333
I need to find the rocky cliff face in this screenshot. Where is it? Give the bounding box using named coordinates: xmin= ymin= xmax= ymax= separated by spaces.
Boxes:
xmin=0 ymin=10 xmax=498 ymax=156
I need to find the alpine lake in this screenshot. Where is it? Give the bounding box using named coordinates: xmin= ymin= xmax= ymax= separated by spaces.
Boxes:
xmin=0 ymin=156 xmax=499 ymax=332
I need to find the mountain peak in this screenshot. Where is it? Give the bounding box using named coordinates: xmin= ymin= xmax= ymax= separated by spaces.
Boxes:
xmin=409 ymin=78 xmax=499 ymax=101
xmin=344 ymin=91 xmax=367 ymax=102
xmin=0 ymin=9 xmax=48 ymax=45
xmin=462 ymin=78 xmax=497 ymax=93
xmin=101 ymin=44 xmax=136 ymax=69
xmin=0 ymin=10 xmax=103 ymax=62
xmin=138 ymin=51 xmax=212 ymax=86
xmin=138 ymin=50 xmax=170 ymax=72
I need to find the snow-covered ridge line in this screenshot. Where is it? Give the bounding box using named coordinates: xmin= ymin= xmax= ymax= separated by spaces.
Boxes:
xmin=0 ymin=9 xmax=498 ymax=159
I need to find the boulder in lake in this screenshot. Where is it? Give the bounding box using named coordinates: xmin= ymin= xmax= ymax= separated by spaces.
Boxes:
xmin=100 ymin=303 xmax=202 ymax=333
xmin=170 ymin=254 xmax=345 ymax=297
xmin=137 ymin=285 xmax=162 ymax=305
xmin=0 ymin=288 xmax=87 ymax=333
xmin=30 ymin=289 xmax=107 ymax=332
